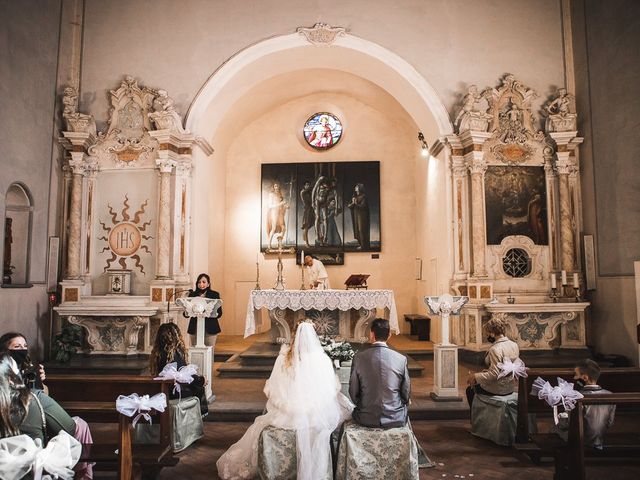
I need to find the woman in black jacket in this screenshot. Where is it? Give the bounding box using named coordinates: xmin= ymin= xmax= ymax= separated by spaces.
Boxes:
xmin=186 ymin=273 xmax=222 ymax=348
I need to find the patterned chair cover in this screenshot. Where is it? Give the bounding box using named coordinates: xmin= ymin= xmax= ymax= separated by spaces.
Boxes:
xmin=257 ymin=426 xmax=332 ymax=480
xmin=470 ymin=392 xmax=518 ymax=446
xmin=335 ymin=421 xmax=431 ymax=480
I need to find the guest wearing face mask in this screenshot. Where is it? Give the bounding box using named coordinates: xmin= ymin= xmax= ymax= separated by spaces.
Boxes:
xmin=465 ymin=317 xmax=520 ymax=408
xmin=0 ymin=333 xmax=92 ymax=454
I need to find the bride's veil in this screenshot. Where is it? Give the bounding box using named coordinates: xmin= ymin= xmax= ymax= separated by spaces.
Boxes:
xmin=274 ymin=321 xmax=346 ymax=479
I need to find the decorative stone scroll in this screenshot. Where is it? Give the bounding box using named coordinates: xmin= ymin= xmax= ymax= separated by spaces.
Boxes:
xmin=297 ymin=23 xmax=347 ymax=45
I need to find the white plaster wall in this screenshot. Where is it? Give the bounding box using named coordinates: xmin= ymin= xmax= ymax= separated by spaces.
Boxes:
xmin=215 ymin=70 xmax=422 ymax=335
xmin=0 ymin=0 xmax=62 ymax=356
xmin=79 ymin=0 xmax=565 ymax=127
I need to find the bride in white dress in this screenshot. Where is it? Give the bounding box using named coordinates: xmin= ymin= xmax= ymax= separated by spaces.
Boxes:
xmin=216 ymin=321 xmax=353 ymax=480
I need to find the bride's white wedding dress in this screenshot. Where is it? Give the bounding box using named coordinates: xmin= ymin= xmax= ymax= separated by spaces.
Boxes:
xmin=216 ymin=322 xmax=353 ymax=480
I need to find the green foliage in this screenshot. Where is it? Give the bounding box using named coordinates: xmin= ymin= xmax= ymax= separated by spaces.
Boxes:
xmin=52 ymin=324 xmax=83 ymax=363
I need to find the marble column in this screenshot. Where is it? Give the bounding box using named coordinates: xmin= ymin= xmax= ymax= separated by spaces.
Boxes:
xmin=66 ymin=157 xmax=85 ymax=279
xmin=155 ymin=158 xmax=177 ymax=279
xmin=556 ymin=158 xmax=576 ymax=272
xmin=467 ymin=157 xmax=488 ymax=277
xmin=543 ymin=146 xmax=560 ymax=271
xmin=446 ymin=136 xmax=471 ymax=280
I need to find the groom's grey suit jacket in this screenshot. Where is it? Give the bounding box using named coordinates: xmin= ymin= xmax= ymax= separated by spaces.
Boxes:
xmin=349 ymin=342 xmax=410 ymax=428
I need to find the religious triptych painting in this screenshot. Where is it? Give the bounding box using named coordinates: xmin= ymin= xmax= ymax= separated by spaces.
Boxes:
xmin=260 ymin=161 xmax=381 ymax=263
xmin=484 ymin=166 xmax=548 ymax=245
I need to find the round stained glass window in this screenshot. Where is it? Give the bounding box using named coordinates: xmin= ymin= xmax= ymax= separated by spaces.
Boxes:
xmin=303 ymin=112 xmax=343 ymax=150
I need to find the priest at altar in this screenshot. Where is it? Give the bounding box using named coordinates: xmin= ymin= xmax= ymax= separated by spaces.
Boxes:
xmin=303 ymin=255 xmax=330 ymax=290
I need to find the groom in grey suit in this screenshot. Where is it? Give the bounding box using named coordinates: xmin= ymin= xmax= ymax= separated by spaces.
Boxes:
xmin=349 ymin=318 xmax=410 ymax=428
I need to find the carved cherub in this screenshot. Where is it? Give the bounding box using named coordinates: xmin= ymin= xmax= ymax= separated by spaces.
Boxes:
xmin=545 ymin=87 xmax=577 ymax=132
xmin=61 ymin=86 xmax=96 ymax=135
xmin=148 ymin=89 xmax=186 ymax=133
xmin=456 ymin=85 xmax=490 ymax=132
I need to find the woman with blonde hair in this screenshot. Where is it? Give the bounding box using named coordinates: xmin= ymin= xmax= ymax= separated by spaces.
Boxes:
xmin=217 ymin=321 xmax=353 ymax=480
xmin=466 ymin=316 xmax=520 ymax=407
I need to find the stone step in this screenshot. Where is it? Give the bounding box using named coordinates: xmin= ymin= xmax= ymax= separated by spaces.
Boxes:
xmin=217 ymin=353 xmax=425 ymax=379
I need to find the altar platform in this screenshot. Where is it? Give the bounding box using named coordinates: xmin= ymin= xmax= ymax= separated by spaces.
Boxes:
xmin=215 ymin=334 xmax=433 ymax=379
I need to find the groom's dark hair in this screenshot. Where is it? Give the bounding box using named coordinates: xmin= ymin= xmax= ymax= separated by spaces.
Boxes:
xmin=371 ymin=318 xmax=390 ymax=341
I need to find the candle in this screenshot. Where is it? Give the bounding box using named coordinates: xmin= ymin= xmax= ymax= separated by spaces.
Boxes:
xmin=550 ymin=273 xmax=557 ymax=289
xmin=300 ymin=250 xmax=304 ymax=265
xmin=573 ymin=273 xmax=579 ymax=288
xmin=561 ymin=270 xmax=567 ymax=285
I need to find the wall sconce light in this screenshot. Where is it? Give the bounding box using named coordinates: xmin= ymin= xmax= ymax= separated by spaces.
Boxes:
xmin=418 ymin=132 xmax=429 ymax=158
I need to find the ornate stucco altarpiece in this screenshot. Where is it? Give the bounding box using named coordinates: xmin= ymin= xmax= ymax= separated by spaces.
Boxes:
xmin=446 ymin=75 xmax=587 ymax=353
xmin=55 ymin=76 xmax=200 ymax=355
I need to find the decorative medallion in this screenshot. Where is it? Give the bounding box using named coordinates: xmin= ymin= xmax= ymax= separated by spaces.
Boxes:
xmin=296 ymin=23 xmax=347 ymax=46
xmin=303 ymin=112 xmax=343 ymax=150
xmin=98 ymin=195 xmax=153 ymax=274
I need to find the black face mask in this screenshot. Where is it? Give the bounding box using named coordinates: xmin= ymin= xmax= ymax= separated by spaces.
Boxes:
xmin=9 ymin=349 xmax=29 ymax=366
xmin=574 ymin=378 xmax=586 ymax=391
xmin=487 ymin=335 xmax=496 ymax=343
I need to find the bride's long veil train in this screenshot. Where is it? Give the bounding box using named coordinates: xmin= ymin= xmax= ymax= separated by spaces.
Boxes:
xmin=216 ymin=322 xmax=353 ymax=480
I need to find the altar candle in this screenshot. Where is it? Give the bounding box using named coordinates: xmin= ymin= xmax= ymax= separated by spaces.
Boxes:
xmin=550 ymin=273 xmax=557 ymax=289
xmin=561 ymin=270 xmax=567 ymax=285
xmin=301 ymin=250 xmax=304 ymax=265
xmin=573 ymin=273 xmax=579 ymax=288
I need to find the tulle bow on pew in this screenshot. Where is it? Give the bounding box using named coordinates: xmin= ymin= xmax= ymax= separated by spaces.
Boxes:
xmin=497 ymin=358 xmax=528 ymax=379
xmin=531 ymin=377 xmax=584 ymax=424
xmin=116 ymin=392 xmax=167 ymax=427
xmin=154 ymin=362 xmax=198 ymax=399
xmin=0 ymin=431 xmax=81 ymax=480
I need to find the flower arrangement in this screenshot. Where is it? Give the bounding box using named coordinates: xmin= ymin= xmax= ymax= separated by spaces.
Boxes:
xmin=319 ymin=335 xmax=355 ymax=368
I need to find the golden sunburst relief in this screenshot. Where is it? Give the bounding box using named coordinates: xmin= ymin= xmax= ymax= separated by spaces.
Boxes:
xmin=98 ymin=195 xmax=153 ymax=274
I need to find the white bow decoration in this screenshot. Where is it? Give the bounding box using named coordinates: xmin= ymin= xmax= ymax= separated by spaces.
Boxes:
xmin=116 ymin=393 xmax=167 ymax=427
xmin=531 ymin=376 xmax=584 ymax=424
xmin=497 ymin=358 xmax=528 ymax=379
xmin=154 ymin=362 xmax=198 ymax=398
xmin=0 ymin=431 xmax=81 ymax=480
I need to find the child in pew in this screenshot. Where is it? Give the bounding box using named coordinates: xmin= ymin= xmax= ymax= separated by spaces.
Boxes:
xmin=553 ymin=359 xmax=616 ymax=449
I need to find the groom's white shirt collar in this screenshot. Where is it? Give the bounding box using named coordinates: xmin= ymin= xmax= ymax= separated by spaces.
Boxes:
xmin=372 ymin=341 xmax=387 ymax=346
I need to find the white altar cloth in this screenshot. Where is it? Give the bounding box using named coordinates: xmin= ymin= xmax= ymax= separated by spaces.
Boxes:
xmin=245 ymin=289 xmax=399 ymax=338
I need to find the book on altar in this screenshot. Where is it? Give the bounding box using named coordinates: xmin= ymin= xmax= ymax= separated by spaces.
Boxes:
xmin=344 ymin=274 xmax=370 ymax=289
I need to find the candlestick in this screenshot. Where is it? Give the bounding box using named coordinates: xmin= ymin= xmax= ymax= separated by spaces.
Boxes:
xmin=550 ymin=273 xmax=557 ymax=289
xmin=573 ymin=273 xmax=579 ymax=288
xmin=255 ymin=257 xmax=261 ymax=291
xmin=549 ymin=287 xmax=560 ymax=303
xmin=573 ymin=286 xmax=581 ymax=302
xmin=561 ymin=270 xmax=567 ymax=285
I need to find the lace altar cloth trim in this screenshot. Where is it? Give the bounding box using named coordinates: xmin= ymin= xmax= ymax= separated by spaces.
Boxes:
xmin=245 ymin=289 xmax=399 ymax=337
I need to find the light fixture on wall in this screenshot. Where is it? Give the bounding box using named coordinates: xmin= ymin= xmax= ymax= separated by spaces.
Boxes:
xmin=418 ymin=132 xmax=429 ymax=158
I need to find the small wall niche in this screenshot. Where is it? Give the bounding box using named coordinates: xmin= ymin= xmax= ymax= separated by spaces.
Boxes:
xmin=3 ymin=183 xmax=33 ymax=287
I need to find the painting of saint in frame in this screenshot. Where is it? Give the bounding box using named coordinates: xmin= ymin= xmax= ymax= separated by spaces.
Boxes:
xmin=484 ymin=166 xmax=548 ymax=245
xmin=343 ymin=162 xmax=381 ymax=252
xmin=261 ymin=164 xmax=297 ymax=251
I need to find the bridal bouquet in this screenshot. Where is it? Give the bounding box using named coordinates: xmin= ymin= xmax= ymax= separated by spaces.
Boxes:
xmin=319 ymin=336 xmax=355 ymax=367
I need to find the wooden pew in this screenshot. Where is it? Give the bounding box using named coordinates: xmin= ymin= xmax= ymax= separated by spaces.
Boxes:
xmin=46 ymin=374 xmax=178 ymax=479
xmin=533 ymin=393 xmax=640 ymax=480
xmin=516 ymin=368 xmax=640 ymax=444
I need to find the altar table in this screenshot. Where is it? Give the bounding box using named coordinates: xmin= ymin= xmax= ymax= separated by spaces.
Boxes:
xmin=245 ymin=289 xmax=399 ymax=344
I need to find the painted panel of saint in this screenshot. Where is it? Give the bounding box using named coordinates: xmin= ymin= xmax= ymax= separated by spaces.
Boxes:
xmin=343 ymin=161 xmax=381 ymax=252
xmin=260 ymin=164 xmax=297 ymax=251
xmin=296 ymin=162 xmax=344 ymax=252
xmin=484 ymin=166 xmax=548 ymax=245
